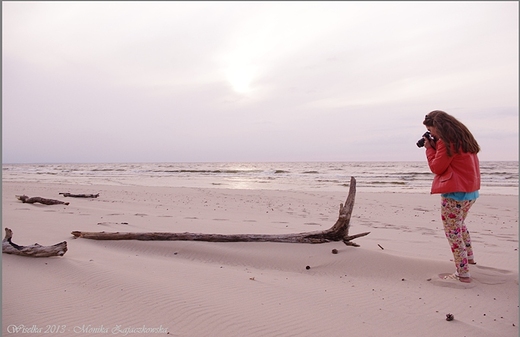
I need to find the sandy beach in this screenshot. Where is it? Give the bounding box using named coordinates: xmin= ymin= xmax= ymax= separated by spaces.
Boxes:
xmin=2 ymin=181 xmax=518 ymax=336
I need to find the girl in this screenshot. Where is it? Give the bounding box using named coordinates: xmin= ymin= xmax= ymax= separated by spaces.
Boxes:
xmin=422 ymin=110 xmax=481 ymax=283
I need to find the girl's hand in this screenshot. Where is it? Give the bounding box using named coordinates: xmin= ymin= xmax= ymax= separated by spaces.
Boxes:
xmin=424 ymin=137 xmax=436 ymax=150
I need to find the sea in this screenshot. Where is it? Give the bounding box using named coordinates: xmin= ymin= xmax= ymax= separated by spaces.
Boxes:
xmin=2 ymin=161 xmax=518 ymax=195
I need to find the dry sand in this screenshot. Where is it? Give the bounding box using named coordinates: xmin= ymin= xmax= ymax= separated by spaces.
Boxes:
xmin=2 ymin=181 xmax=518 ymax=336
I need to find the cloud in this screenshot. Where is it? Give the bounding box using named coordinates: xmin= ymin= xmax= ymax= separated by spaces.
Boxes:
xmin=2 ymin=1 xmax=518 ymax=163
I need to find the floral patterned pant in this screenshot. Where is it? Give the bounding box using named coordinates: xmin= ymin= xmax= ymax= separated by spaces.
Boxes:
xmin=441 ymin=197 xmax=476 ymax=278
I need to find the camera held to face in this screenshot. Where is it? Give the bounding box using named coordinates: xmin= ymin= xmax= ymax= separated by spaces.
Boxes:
xmin=416 ymin=131 xmax=434 ymax=148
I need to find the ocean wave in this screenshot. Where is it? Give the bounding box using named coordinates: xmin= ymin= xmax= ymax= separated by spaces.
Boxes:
xmin=2 ymin=161 xmax=517 ymax=195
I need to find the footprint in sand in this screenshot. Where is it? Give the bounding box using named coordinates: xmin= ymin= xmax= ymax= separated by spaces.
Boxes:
xmin=474 ymin=265 xmax=513 ymax=274
xmin=430 ymin=274 xmax=477 ymax=289
xmin=431 ymin=265 xmax=515 ymax=288
xmin=471 ymin=265 xmax=516 ymax=285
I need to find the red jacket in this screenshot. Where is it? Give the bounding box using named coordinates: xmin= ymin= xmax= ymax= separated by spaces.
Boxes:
xmin=425 ymin=139 xmax=480 ymax=194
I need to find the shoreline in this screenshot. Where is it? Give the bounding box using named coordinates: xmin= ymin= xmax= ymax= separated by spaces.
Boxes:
xmin=3 ymin=161 xmax=518 ymax=196
xmin=2 ymin=179 xmax=518 ymax=197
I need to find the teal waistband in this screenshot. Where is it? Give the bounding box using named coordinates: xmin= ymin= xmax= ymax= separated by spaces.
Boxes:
xmin=441 ymin=191 xmax=480 ymax=201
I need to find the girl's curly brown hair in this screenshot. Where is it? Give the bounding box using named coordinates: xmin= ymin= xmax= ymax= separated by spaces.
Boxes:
xmin=423 ymin=110 xmax=480 ymax=157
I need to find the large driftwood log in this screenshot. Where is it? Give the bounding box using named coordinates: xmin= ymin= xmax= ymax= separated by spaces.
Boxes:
xmin=59 ymin=192 xmax=100 ymax=198
xmin=2 ymin=228 xmax=68 ymax=257
xmin=72 ymin=177 xmax=370 ymax=246
xmin=16 ymin=195 xmax=69 ymax=205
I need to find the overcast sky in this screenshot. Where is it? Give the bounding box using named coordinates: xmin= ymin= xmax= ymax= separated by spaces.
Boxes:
xmin=2 ymin=1 xmax=518 ymax=164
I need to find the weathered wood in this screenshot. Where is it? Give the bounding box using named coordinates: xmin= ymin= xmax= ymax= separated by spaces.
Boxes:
xmin=16 ymin=195 xmax=69 ymax=205
xmin=59 ymin=192 xmax=100 ymax=198
xmin=2 ymin=228 xmax=68 ymax=257
xmin=71 ymin=231 xmax=371 ymax=243
xmin=71 ymin=177 xmax=370 ymax=246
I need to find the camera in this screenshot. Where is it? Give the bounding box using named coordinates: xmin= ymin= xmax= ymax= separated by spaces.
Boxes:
xmin=416 ymin=131 xmax=433 ymax=148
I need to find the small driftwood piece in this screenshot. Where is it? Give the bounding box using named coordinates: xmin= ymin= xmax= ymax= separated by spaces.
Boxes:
xmin=72 ymin=177 xmax=370 ymax=246
xmin=59 ymin=192 xmax=100 ymax=198
xmin=2 ymin=228 xmax=67 ymax=257
xmin=16 ymin=195 xmax=69 ymax=206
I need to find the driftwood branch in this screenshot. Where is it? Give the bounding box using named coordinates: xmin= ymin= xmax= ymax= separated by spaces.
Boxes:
xmin=59 ymin=193 xmax=100 ymax=198
xmin=72 ymin=177 xmax=370 ymax=246
xmin=16 ymin=195 xmax=69 ymax=205
xmin=2 ymin=228 xmax=68 ymax=257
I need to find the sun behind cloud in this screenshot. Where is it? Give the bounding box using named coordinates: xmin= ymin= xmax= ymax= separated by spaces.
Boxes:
xmin=225 ymin=63 xmax=257 ymax=94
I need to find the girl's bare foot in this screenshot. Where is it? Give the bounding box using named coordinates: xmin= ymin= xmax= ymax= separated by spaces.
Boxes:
xmin=458 ymin=276 xmax=472 ymax=283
